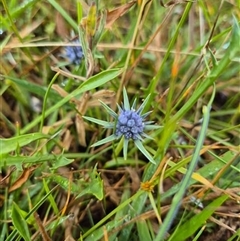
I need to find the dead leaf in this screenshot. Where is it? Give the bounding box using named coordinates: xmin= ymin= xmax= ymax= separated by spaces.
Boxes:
xmin=75 ymin=92 xmax=91 ymax=147
xmin=53 ymin=129 xmax=73 ymax=154
xmin=3 ymin=20 xmax=43 ymax=55
xmin=34 ymin=213 xmax=52 ymax=241
xmin=125 ymin=167 xmax=140 ymax=192
xmin=52 ymin=84 xmax=72 ymax=99
xmin=51 ymin=66 xmax=86 ymax=81
xmin=56 ymin=12 xmax=68 ymax=38
xmin=105 ymin=1 xmax=137 ymax=29
xmin=88 ymin=89 xmax=115 ymax=106
xmin=9 ymin=165 xmax=38 ymax=192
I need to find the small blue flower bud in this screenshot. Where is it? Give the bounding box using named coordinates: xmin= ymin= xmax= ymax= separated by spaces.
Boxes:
xmin=65 ymin=40 xmax=84 ymax=65
xmin=115 ymin=109 xmax=144 ymax=140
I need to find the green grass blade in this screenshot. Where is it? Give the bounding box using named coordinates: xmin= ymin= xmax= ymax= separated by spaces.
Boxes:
xmin=170 ymin=194 xmax=229 ymax=241
xmin=6 ymin=186 xmax=57 ymax=241
xmin=172 ymin=16 xmax=239 ymax=123
xmin=2 ymin=75 xmax=61 ymax=101
xmin=0 ymin=133 xmax=48 ymax=156
xmin=48 ymin=0 xmax=78 ymax=31
xmin=11 ymin=203 xmax=31 ymax=241
xmin=82 ymin=190 xmax=144 ymax=239
xmin=137 ymin=220 xmax=152 ymax=241
xmin=154 ymin=85 xmax=216 ymax=240
xmin=146 ymin=2 xmax=193 ymax=107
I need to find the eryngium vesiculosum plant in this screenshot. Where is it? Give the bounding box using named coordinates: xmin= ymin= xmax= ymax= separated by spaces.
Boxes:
xmin=84 ymin=88 xmax=160 ymax=164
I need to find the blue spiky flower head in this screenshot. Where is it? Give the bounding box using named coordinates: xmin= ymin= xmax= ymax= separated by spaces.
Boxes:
xmin=84 ymin=88 xmax=159 ymax=164
xmin=65 ymin=39 xmax=84 ymax=65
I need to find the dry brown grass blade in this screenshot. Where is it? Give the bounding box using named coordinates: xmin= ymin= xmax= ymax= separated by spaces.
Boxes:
xmin=9 ymin=165 xmax=38 ymax=192
xmin=105 ymin=1 xmax=137 ymax=30
xmin=55 ymin=12 xmax=68 ymax=39
xmin=2 ymin=19 xmax=43 ymax=55
xmin=61 ymin=172 xmax=73 ymax=216
xmin=102 ymin=173 xmax=121 ymax=206
xmin=75 ymin=92 xmax=91 ymax=147
xmin=34 ymin=212 xmax=52 ymax=241
xmin=51 ymin=66 xmax=86 ymax=81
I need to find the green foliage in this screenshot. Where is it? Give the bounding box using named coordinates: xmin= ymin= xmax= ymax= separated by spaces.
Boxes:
xmin=11 ymin=203 xmax=31 ymax=241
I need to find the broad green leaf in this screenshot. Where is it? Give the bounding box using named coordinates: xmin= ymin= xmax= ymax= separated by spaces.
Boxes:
xmin=50 ymin=156 xmax=74 ymax=170
xmin=76 ymin=168 xmax=103 ymax=200
xmin=12 ymin=203 xmax=31 ymax=241
xmin=3 ymin=75 xmax=61 ymax=101
xmin=0 ymin=133 xmax=48 ymax=155
xmin=0 ymin=153 xmax=91 ymax=166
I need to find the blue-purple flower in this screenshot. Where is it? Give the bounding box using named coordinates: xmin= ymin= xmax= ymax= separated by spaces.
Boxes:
xmin=65 ymin=40 xmax=84 ymax=65
xmin=84 ymin=88 xmax=159 ymax=164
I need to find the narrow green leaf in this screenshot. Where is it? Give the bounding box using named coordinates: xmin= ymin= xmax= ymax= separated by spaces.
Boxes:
xmin=78 ymin=68 xmax=123 ymax=93
xmin=46 ymin=215 xmax=70 ymax=231
xmin=172 ymin=16 xmax=239 ymax=123
xmin=99 ymin=100 xmax=118 ymax=118
xmin=91 ymin=134 xmax=117 ymax=147
xmin=137 ymin=220 xmax=152 ymax=241
xmin=104 ymin=157 xmax=146 ymax=168
xmin=134 ymin=139 xmax=156 ymax=164
xmin=123 ymin=139 xmax=129 ymax=161
xmin=3 ymin=75 xmax=61 ymax=100
xmin=84 ymin=218 xmax=124 ymax=241
xmin=2 ymin=0 xmax=38 ymax=20
xmin=21 ymin=68 xmax=123 ymax=134
xmin=92 ymin=10 xmax=106 ymax=48
xmin=123 ymin=87 xmax=130 ymax=110
xmin=82 ymin=190 xmax=144 ymax=239
xmin=171 ymin=195 xmax=229 ymax=241
xmin=12 ymin=203 xmax=31 ymax=241
xmin=6 ymin=186 xmax=58 ymax=241
xmin=154 ymin=85 xmax=215 ymax=240
xmin=48 ymin=0 xmax=78 ymax=31
xmin=83 ymin=116 xmax=112 ymax=127
xmin=42 ymin=179 xmax=59 ymax=215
